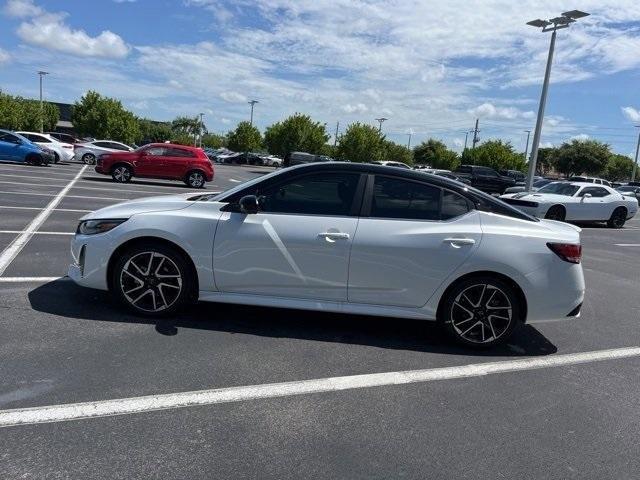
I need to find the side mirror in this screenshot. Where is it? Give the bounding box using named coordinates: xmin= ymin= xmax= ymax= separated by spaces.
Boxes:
xmin=239 ymin=195 xmax=260 ymax=214
xmin=581 ymin=193 xmax=592 ymax=201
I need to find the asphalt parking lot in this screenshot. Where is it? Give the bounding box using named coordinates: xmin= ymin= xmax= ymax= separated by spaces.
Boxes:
xmin=1 ymin=160 xmax=639 ymax=479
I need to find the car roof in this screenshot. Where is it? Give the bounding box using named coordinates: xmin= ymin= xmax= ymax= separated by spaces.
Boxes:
xmin=146 ymin=142 xmax=199 ymax=150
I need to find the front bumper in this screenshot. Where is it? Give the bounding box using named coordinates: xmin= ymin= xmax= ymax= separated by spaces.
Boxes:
xmin=68 ymin=233 xmax=112 ymax=290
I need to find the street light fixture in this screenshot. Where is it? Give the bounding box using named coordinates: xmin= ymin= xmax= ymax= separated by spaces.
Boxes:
xmin=524 ymin=10 xmax=589 ymax=191
xmin=375 ymin=117 xmax=388 ymax=133
xmin=248 ymin=100 xmax=258 ymax=126
xmin=198 ymin=112 xmax=204 ymax=148
xmin=37 ymin=70 xmax=49 ymax=133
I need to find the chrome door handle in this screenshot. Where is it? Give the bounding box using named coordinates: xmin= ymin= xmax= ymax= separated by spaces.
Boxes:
xmin=318 ymin=232 xmax=350 ymax=242
xmin=443 ymin=238 xmax=475 ymax=247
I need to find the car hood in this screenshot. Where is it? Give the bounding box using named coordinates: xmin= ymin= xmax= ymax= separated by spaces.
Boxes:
xmin=506 ymin=192 xmax=574 ymax=203
xmin=80 ymin=192 xmax=219 ymax=220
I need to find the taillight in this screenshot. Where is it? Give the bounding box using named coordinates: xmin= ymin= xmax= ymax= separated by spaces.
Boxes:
xmin=547 ymin=243 xmax=582 ymax=264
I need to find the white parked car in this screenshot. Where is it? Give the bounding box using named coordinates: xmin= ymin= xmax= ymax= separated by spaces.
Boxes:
xmin=16 ymin=131 xmax=74 ymax=163
xmin=379 ymin=161 xmax=411 ymax=169
xmin=74 ymin=140 xmax=134 ymax=165
xmin=501 ymin=182 xmax=638 ymax=228
xmin=69 ymin=163 xmax=585 ymax=347
xmin=260 ymin=155 xmax=283 ymax=167
xmin=503 ymin=178 xmax=555 ymax=194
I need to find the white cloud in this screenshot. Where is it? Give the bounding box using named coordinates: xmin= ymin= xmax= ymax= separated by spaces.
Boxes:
xmin=0 ymin=48 xmax=10 ymax=64
xmin=468 ymin=102 xmax=534 ymax=120
xmin=8 ymin=1 xmax=129 ymax=58
xmin=622 ymin=106 xmax=640 ymax=123
xmin=342 ymin=103 xmax=368 ymax=114
xmin=220 ymin=91 xmax=248 ymax=103
xmin=3 ymin=0 xmax=42 ymax=17
xmin=570 ymin=134 xmax=590 ymax=142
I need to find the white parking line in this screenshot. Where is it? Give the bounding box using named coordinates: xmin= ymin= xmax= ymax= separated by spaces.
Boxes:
xmin=0 ymin=166 xmax=87 ymax=276
xmin=229 ymin=178 xmax=241 ymax=183
xmin=615 ymin=244 xmax=640 ymax=247
xmin=0 ymin=180 xmax=179 ymax=196
xmin=0 ymin=230 xmax=74 ymax=235
xmin=0 ymin=169 xmax=80 ymax=179
xmin=0 ymin=191 xmax=127 ymax=201
xmin=0 ymin=206 xmax=91 ymax=213
xmin=0 ymin=276 xmax=65 ymax=282
xmin=0 ymin=346 xmax=638 ymax=428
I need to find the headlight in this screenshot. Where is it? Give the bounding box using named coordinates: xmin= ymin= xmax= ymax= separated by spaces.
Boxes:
xmin=77 ymin=219 xmax=127 ymax=235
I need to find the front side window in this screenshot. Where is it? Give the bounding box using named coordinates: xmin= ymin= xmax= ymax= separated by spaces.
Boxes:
xmin=371 ymin=177 xmax=441 ymax=220
xmin=579 ymin=187 xmax=609 ymax=198
xmin=258 ymin=172 xmax=360 ymax=216
xmin=0 ymin=132 xmax=20 ymax=143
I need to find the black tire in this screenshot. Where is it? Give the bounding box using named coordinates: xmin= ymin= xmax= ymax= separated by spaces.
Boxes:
xmin=82 ymin=153 xmax=96 ymax=165
xmin=439 ymin=275 xmax=521 ymax=348
xmin=26 ymin=153 xmax=42 ymax=166
xmin=112 ymin=164 xmax=132 ymax=183
xmin=607 ymin=207 xmax=627 ymax=229
xmin=111 ymin=243 xmax=194 ymax=317
xmin=545 ymin=205 xmax=566 ymax=222
xmin=53 ymin=152 xmax=60 ymax=164
xmin=185 ymin=170 xmax=206 ymax=188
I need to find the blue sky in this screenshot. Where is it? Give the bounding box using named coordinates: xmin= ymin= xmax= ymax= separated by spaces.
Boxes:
xmin=1 ymin=0 xmax=639 ymax=155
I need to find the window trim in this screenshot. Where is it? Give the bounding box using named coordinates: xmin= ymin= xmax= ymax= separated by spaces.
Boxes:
xmin=361 ymin=174 xmax=474 ymax=222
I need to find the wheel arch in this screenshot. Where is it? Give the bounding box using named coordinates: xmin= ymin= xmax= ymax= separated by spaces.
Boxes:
xmin=110 ymin=161 xmax=135 ymax=174
xmin=184 ymin=168 xmax=207 ymax=180
xmin=436 ymin=271 xmax=528 ymax=324
xmin=106 ymin=236 xmax=199 ymax=301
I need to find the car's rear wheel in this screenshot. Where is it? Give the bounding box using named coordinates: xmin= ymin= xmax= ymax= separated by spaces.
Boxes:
xmin=607 ymin=207 xmax=627 ymax=229
xmin=439 ymin=276 xmax=521 ymax=348
xmin=112 ymin=164 xmax=132 ymax=183
xmin=111 ymin=244 xmax=193 ymax=316
xmin=185 ymin=170 xmax=205 ymax=188
xmin=53 ymin=152 xmax=60 ymax=164
xmin=545 ymin=205 xmax=566 ymax=222
xmin=82 ymin=153 xmax=96 ymax=165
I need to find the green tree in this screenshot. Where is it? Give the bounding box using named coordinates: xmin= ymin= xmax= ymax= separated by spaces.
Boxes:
xmin=201 ymin=133 xmax=227 ymax=148
xmin=605 ymin=154 xmax=635 ymax=181
xmin=171 ymin=116 xmax=200 ymax=137
xmin=383 ymin=140 xmax=413 ymax=165
xmin=536 ymin=147 xmax=557 ymax=175
xmin=0 ymin=92 xmax=59 ymax=131
xmin=461 ymin=140 xmax=525 ymax=171
xmin=413 ymin=139 xmax=459 ymax=170
xmin=72 ymin=91 xmax=139 ymax=144
xmin=264 ymin=114 xmax=329 ymax=157
xmin=336 ymin=122 xmax=385 ymax=163
xmin=138 ymin=119 xmax=172 ymax=144
xmin=552 ymin=139 xmax=611 ymax=178
xmin=227 ymin=121 xmax=262 ymax=152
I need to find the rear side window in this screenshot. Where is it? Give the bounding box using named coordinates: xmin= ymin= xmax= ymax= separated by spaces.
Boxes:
xmin=0 ymin=132 xmax=20 ymax=143
xmin=371 ymin=177 xmax=441 ymax=220
xmin=164 ymin=147 xmax=195 ymax=158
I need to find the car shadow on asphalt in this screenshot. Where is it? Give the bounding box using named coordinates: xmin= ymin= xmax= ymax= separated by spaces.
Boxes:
xmin=28 ymin=279 xmax=558 ymax=358
xmin=80 ymin=176 xmax=202 ymax=189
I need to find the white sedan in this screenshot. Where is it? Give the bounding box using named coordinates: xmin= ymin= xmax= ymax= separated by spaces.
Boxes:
xmin=501 ymin=182 xmax=638 ymax=228
xmin=16 ymin=131 xmax=74 ymax=163
xmin=74 ymin=140 xmax=134 ymax=164
xmin=69 ymin=163 xmax=585 ymax=347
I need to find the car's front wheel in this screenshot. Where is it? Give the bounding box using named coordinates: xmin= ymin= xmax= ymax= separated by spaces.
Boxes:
xmin=545 ymin=205 xmax=566 ymax=222
xmin=82 ymin=153 xmax=96 ymax=165
xmin=607 ymin=207 xmax=627 ymax=229
xmin=112 ymin=164 xmax=132 ymax=183
xmin=111 ymin=244 xmax=194 ymax=316
xmin=439 ymin=276 xmax=521 ymax=347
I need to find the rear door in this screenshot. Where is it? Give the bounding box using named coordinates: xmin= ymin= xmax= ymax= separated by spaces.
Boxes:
xmin=348 ymin=175 xmax=481 ymax=307
xmin=162 ymin=147 xmax=193 ymax=179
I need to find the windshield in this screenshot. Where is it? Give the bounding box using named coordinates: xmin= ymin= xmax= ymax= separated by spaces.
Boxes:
xmin=617 ymin=186 xmax=636 ymax=192
xmin=211 ymin=167 xmax=289 ymax=201
xmin=532 ymin=179 xmax=551 ymax=188
xmin=537 ymin=182 xmax=580 ymax=196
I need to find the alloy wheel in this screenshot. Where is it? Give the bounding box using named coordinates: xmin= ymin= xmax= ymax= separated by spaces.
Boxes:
xmin=113 ymin=166 xmax=131 ymax=182
xmin=83 ymin=154 xmax=96 ymax=165
xmin=188 ymin=172 xmax=204 ymax=188
xmin=450 ymin=283 xmax=513 ymax=344
xmin=611 ymin=209 xmax=626 ymax=228
xmin=119 ymin=252 xmax=183 ymax=313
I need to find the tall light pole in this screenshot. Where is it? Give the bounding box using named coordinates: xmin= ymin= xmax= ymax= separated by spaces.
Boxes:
xmin=463 ymin=131 xmax=469 ymax=151
xmin=248 ymin=100 xmax=258 ymax=126
xmin=37 ymin=71 xmax=49 ymax=133
xmin=406 ymin=132 xmax=412 ymax=149
xmin=525 ymin=10 xmax=590 ymax=191
xmin=375 ymin=117 xmax=388 ymax=133
xmin=198 ymin=112 xmax=204 ymax=148
xmin=632 ymin=125 xmax=640 ymax=182
xmin=523 ymin=129 xmax=531 ymax=161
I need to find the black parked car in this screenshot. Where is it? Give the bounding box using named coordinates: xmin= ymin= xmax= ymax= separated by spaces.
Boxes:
xmin=454 ymin=165 xmax=516 ymax=194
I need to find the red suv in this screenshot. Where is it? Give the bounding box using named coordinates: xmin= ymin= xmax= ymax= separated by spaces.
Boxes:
xmin=95 ymin=143 xmax=214 ymax=188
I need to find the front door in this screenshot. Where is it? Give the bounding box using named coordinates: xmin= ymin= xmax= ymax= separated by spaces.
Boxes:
xmin=135 ymin=146 xmax=165 ymax=177
xmin=574 ymin=186 xmax=612 ymax=220
xmin=348 ymin=175 xmax=481 ymax=307
xmin=213 ymin=171 xmax=363 ymax=301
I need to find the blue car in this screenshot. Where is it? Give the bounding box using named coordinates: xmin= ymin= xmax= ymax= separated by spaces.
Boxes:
xmin=0 ymin=129 xmax=52 ymax=165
